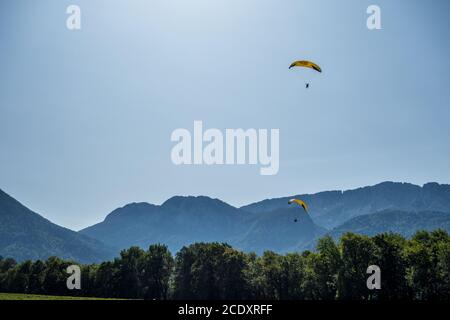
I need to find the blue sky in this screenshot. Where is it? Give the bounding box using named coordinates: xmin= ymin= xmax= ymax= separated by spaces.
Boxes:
xmin=1 ymin=0 xmax=450 ymax=230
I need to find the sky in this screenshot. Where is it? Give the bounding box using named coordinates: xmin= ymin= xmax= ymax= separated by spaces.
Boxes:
xmin=1 ymin=0 xmax=450 ymax=230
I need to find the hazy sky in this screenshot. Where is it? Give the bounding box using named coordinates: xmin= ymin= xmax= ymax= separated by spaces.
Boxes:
xmin=1 ymin=0 xmax=450 ymax=230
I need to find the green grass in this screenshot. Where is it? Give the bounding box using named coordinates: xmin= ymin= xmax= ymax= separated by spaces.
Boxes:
xmin=0 ymin=292 xmax=119 ymax=300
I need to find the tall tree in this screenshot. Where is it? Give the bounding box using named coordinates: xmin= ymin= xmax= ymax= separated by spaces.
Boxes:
xmin=338 ymin=233 xmax=376 ymax=300
xmin=116 ymin=247 xmax=146 ymax=298
xmin=372 ymin=233 xmax=409 ymax=300
xmin=406 ymin=230 xmax=450 ymax=300
xmin=307 ymin=236 xmax=342 ymax=300
xmin=173 ymin=243 xmax=248 ymax=299
xmin=142 ymin=244 xmax=173 ymax=300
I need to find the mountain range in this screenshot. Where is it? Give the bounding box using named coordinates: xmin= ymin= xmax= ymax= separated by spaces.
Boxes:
xmin=80 ymin=197 xmax=326 ymax=254
xmin=326 ymin=209 xmax=450 ymax=240
xmin=242 ymin=182 xmax=450 ymax=228
xmin=0 ymin=189 xmax=116 ymax=263
xmin=1 ymin=181 xmax=450 ymax=262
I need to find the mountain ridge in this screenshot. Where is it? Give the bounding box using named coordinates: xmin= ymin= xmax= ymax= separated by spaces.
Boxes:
xmin=0 ymin=188 xmax=117 ymax=263
xmin=80 ymin=195 xmax=255 ymax=253
xmin=241 ymin=181 xmax=450 ymax=228
xmin=2 ymin=181 xmax=450 ymax=261
xmin=298 ymin=209 xmax=450 ymax=251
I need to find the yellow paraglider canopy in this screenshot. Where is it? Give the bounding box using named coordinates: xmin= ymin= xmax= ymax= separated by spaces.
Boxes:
xmin=288 ymin=198 xmax=308 ymax=212
xmin=289 ymin=60 xmax=322 ymax=73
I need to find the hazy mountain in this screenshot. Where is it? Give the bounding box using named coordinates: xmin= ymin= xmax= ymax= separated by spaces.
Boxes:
xmin=235 ymin=207 xmax=327 ymax=254
xmin=81 ymin=196 xmax=249 ymax=252
xmin=3 ymin=181 xmax=450 ymax=261
xmin=0 ymin=189 xmax=116 ymax=263
xmin=327 ymin=209 xmax=450 ymax=242
xmin=300 ymin=209 xmax=450 ymax=251
xmin=80 ymin=196 xmax=325 ymax=254
xmin=241 ymin=182 xmax=450 ymax=229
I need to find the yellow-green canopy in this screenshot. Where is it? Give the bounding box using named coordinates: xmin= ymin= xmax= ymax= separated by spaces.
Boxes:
xmin=288 ymin=198 xmax=308 ymax=212
xmin=289 ymin=60 xmax=322 ymax=73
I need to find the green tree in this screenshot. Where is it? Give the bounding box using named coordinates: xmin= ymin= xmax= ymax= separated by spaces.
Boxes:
xmin=243 ymin=252 xmax=266 ymax=299
xmin=259 ymin=251 xmax=283 ymax=299
xmin=372 ymin=233 xmax=409 ymax=300
xmin=338 ymin=233 xmax=377 ymax=300
xmin=435 ymin=237 xmax=450 ymax=299
xmin=42 ymin=256 xmax=73 ymax=296
xmin=0 ymin=257 xmax=16 ymax=273
xmin=116 ymin=247 xmax=146 ymax=298
xmin=28 ymin=260 xmax=46 ymax=294
xmin=142 ymin=244 xmax=174 ymax=300
xmin=94 ymin=261 xmax=119 ymax=298
xmin=173 ymin=243 xmax=248 ymax=299
xmin=405 ymin=230 xmax=450 ymax=300
xmin=216 ymin=246 xmax=248 ymax=299
xmin=279 ymin=253 xmax=306 ymax=299
xmin=304 ymin=236 xmax=342 ymax=300
xmin=80 ymin=264 xmax=99 ymax=297
xmin=11 ymin=260 xmax=33 ymax=293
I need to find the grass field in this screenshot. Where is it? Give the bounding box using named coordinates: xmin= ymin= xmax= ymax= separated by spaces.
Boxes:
xmin=0 ymin=292 xmax=117 ymax=300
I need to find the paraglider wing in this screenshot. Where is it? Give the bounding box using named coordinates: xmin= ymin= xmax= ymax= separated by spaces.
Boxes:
xmin=289 ymin=60 xmax=322 ymax=73
xmin=288 ymin=198 xmax=308 ymax=212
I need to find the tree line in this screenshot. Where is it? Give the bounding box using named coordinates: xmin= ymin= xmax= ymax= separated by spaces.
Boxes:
xmin=0 ymin=230 xmax=449 ymax=300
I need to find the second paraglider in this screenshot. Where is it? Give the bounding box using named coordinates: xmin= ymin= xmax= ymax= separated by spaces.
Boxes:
xmin=288 ymin=198 xmax=308 ymax=222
